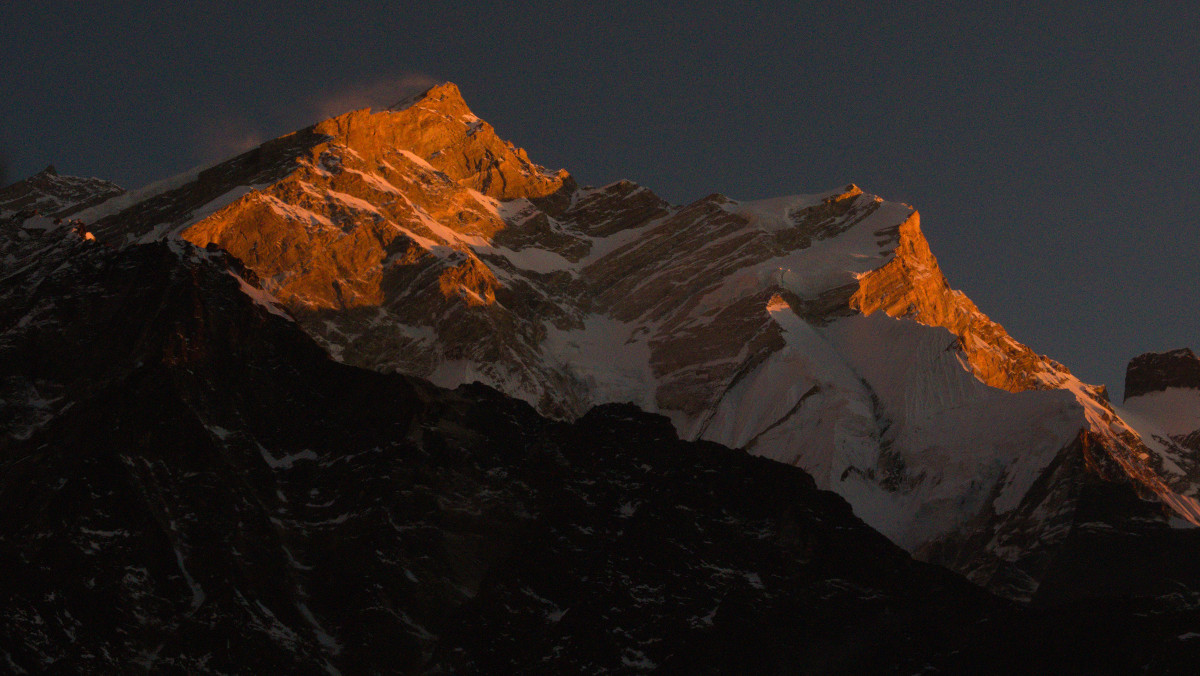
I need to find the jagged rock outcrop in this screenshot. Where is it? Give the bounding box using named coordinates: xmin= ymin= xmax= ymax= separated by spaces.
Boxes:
xmin=1126 ymin=348 xmax=1200 ymax=400
xmin=58 ymin=82 xmax=1200 ymax=602
xmin=1119 ymin=348 xmax=1200 ymax=468
xmin=849 ymin=209 xmax=1076 ymax=394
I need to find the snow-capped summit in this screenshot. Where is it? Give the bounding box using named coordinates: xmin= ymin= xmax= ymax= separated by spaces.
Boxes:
xmin=65 ymin=82 xmax=1200 ymax=600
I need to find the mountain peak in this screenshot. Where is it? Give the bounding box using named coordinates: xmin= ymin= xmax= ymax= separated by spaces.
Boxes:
xmin=0 ymin=164 xmax=122 ymax=222
xmin=389 ymin=81 xmax=467 ymax=113
xmin=31 ymin=83 xmax=1200 ymax=608
xmin=312 ymin=81 xmax=566 ymax=199
xmin=1125 ymin=347 xmax=1200 ymax=400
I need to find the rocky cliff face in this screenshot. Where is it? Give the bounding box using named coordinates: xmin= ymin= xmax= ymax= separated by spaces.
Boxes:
xmin=849 ymin=209 xmax=1073 ymax=394
xmin=1126 ymin=348 xmax=1200 ymax=400
xmin=49 ymin=83 xmax=1200 ymax=602
xmin=1119 ymin=349 xmax=1200 ymax=463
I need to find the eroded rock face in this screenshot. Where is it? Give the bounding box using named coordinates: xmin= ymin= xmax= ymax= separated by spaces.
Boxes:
xmin=75 ymin=82 xmax=1200 ymax=601
xmin=1125 ymin=348 xmax=1200 ymax=400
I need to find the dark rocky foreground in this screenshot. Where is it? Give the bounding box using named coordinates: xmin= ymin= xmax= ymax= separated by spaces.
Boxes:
xmin=1 ymin=234 xmax=1198 ymax=674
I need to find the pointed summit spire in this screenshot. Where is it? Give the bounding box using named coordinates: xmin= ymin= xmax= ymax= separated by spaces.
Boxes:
xmin=313 ymin=81 xmax=567 ymax=199
xmin=388 ymin=81 xmax=466 ymax=113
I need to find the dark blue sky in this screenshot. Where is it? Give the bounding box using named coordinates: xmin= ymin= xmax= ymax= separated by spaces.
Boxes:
xmin=3 ymin=2 xmax=1197 ymax=396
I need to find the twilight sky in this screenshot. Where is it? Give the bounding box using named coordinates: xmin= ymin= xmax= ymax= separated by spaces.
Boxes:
xmin=3 ymin=1 xmax=1197 ymax=397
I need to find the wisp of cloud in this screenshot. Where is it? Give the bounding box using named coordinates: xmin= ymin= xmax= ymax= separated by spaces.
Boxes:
xmin=180 ymin=72 xmax=439 ymax=180
xmin=312 ymin=72 xmax=439 ymax=120
xmin=189 ymin=116 xmax=265 ymax=167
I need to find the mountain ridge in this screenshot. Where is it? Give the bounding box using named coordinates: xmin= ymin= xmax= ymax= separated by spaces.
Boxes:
xmin=3 ymin=88 xmax=1200 ymax=671
xmin=7 ymin=82 xmax=1199 ymax=603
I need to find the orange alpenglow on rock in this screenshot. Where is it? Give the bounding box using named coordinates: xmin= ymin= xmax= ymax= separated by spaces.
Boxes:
xmin=313 ymin=82 xmax=568 ymax=200
xmin=437 ymin=256 xmax=499 ymax=306
xmin=849 ymin=209 xmax=1074 ymax=394
xmin=94 ymin=82 xmax=576 ymax=316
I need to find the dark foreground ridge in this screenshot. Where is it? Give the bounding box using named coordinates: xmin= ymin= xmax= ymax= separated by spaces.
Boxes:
xmin=2 ymin=219 xmax=1198 ymax=673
